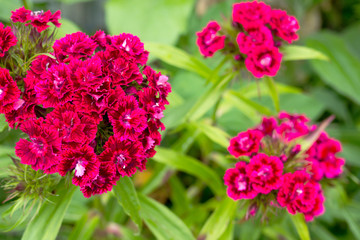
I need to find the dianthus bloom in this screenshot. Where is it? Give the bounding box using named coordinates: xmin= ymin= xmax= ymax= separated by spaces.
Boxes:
xmin=228 ymin=129 xmax=263 ymax=157
xmin=7 ymin=7 xmax=171 ymax=198
xmin=224 ymin=111 xmax=344 ymax=221
xmin=0 ymin=23 xmax=17 ymax=57
xmin=196 ymin=1 xmax=299 ymax=78
xmin=196 ymin=21 xmax=225 ymax=57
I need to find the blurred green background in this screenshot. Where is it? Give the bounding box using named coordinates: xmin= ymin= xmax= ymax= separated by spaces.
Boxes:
xmin=0 ymin=0 xmax=360 ymax=239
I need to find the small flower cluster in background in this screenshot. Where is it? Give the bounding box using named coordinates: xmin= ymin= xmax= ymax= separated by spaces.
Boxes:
xmin=0 ymin=7 xmax=171 ymax=198
xmin=196 ymin=1 xmax=299 ymax=78
xmin=224 ymin=112 xmax=345 ymax=221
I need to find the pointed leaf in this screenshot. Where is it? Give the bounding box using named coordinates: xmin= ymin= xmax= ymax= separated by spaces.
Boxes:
xmin=264 ymin=77 xmax=280 ymax=112
xmin=68 ymin=212 xmax=100 ymax=240
xmin=289 ymin=214 xmax=310 ymax=240
xmin=152 ymin=147 xmax=223 ymax=195
xmin=139 ymin=194 xmax=195 ymax=240
xmin=113 ymin=176 xmax=142 ymax=234
xmin=192 ymin=121 xmax=230 ymax=149
xmin=22 ymin=185 xmax=76 ymax=240
xmin=282 ymin=45 xmax=329 ymax=61
xmin=199 ymin=198 xmax=237 ymax=240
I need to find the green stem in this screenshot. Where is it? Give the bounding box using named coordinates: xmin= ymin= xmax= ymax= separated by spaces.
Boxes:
xmin=22 ymin=0 xmax=30 ymax=10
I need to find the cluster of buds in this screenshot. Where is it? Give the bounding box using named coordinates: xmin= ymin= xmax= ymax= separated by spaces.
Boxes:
xmin=224 ymin=112 xmax=345 ymax=221
xmin=0 ymin=7 xmax=171 ymax=198
xmin=196 ymin=1 xmax=299 ymax=78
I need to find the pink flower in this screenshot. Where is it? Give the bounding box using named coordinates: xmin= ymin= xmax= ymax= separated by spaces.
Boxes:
xmin=34 ymin=63 xmax=73 ymax=108
xmin=99 ymin=136 xmax=144 ymax=177
xmin=80 ymin=162 xmax=117 ymax=198
xmin=45 ymin=104 xmax=97 ymax=148
xmin=277 ymin=171 xmax=320 ymax=215
xmin=257 ymin=116 xmax=277 ymax=136
xmin=91 ymin=30 xmax=107 ymax=49
xmin=11 ymin=6 xmax=31 ymax=23
xmin=145 ymin=66 xmax=171 ymax=105
xmin=108 ymin=33 xmax=149 ymax=65
xmin=269 ymin=9 xmax=299 ymax=43
xmin=276 ymin=111 xmax=310 ymax=141
xmin=108 ymin=96 xmax=147 ymax=140
xmin=15 ymin=118 xmax=61 ymax=173
xmin=224 ymin=161 xmax=258 ymax=200
xmin=25 ymin=10 xmax=61 ymax=32
xmin=232 ymin=1 xmax=271 ymax=29
xmin=0 ymin=23 xmax=17 ymax=57
xmin=0 ymin=68 xmax=21 ymax=114
xmin=246 ymin=153 xmax=283 ymax=194
xmin=70 ymin=57 xmax=104 ymax=90
xmin=237 ymin=26 xmax=273 ymax=54
xmin=245 ymin=45 xmax=282 ymax=78
xmin=228 ymin=129 xmax=263 ymax=157
xmin=196 ymin=21 xmax=225 ymax=57
xmin=58 ymin=145 xmax=100 ymax=187
xmin=53 ymin=32 xmax=97 ymax=63
xmin=303 ymin=191 xmax=325 ymax=221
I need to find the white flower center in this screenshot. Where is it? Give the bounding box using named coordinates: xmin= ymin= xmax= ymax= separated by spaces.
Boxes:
xmin=75 ymin=161 xmax=85 ymax=177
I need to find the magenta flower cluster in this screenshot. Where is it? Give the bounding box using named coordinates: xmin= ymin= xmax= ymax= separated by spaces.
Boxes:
xmin=224 ymin=112 xmax=344 ymax=221
xmin=196 ymin=1 xmax=299 ymax=78
xmin=0 ymin=7 xmax=171 ymax=198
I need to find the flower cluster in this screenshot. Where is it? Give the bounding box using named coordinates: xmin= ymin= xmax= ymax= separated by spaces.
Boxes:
xmin=196 ymin=1 xmax=299 ymax=78
xmin=0 ymin=7 xmax=171 ymax=198
xmin=224 ymin=112 xmax=344 ymax=221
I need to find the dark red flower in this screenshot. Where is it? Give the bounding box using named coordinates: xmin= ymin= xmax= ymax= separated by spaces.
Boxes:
xmin=237 ymin=26 xmax=273 ymax=54
xmin=15 ymin=118 xmax=61 ymax=173
xmin=277 ymin=171 xmax=320 ymax=215
xmin=303 ymin=191 xmax=325 ymax=221
xmin=257 ymin=116 xmax=277 ymax=136
xmin=34 ymin=63 xmax=73 ymax=108
xmin=196 ymin=21 xmax=225 ymax=57
xmin=246 ymin=153 xmax=283 ymax=194
xmin=245 ymin=45 xmax=282 ymax=78
xmin=108 ymin=96 xmax=147 ymax=140
xmin=224 ymin=161 xmax=258 ymax=200
xmin=11 ymin=6 xmax=31 ymax=23
xmin=228 ymin=129 xmax=263 ymax=157
xmin=0 ymin=68 xmax=21 ymax=114
xmin=99 ymin=136 xmax=145 ymax=177
xmin=145 ymin=66 xmax=171 ymax=105
xmin=80 ymin=162 xmax=117 ymax=198
xmin=58 ymin=145 xmax=100 ymax=187
xmin=232 ymin=1 xmax=271 ymax=29
xmin=276 ymin=111 xmax=310 ymax=141
xmin=108 ymin=33 xmax=149 ymax=65
xmin=269 ymin=9 xmax=299 ymax=43
xmin=0 ymin=23 xmax=17 ymax=57
xmin=25 ymin=10 xmax=61 ymax=32
xmin=53 ymin=32 xmax=97 ymax=63
xmin=91 ymin=30 xmax=107 ymax=49
xmin=70 ymin=57 xmax=104 ymax=90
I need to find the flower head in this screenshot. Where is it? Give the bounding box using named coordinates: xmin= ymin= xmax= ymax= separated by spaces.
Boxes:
xmin=232 ymin=1 xmax=271 ymax=29
xmin=196 ymin=21 xmax=225 ymax=57
xmin=228 ymin=129 xmax=263 ymax=157
xmin=0 ymin=23 xmax=17 ymax=57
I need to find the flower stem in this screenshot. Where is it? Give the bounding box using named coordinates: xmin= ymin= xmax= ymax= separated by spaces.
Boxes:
xmin=22 ymin=0 xmax=30 ymax=10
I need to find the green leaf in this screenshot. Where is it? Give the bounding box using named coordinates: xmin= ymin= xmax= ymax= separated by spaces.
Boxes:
xmin=145 ymin=43 xmax=212 ymax=79
xmin=22 ymin=185 xmax=76 ymax=240
xmin=307 ymin=31 xmax=360 ymax=104
xmin=289 ymin=214 xmax=311 ymax=240
xmin=192 ymin=121 xmax=230 ymax=149
xmin=105 ymin=0 xmax=195 ymax=45
xmin=68 ymin=212 xmax=100 ymax=240
xmin=139 ymin=194 xmax=195 ymax=240
xmin=55 ymin=18 xmax=81 ymax=39
xmin=282 ymin=45 xmax=329 ymax=61
xmin=264 ymin=76 xmax=280 ymax=112
xmin=343 ymin=208 xmax=360 ymax=240
xmin=169 ymin=176 xmax=190 ymax=215
xmin=0 ymin=114 xmax=8 ymax=132
xmin=152 ymin=147 xmax=224 ymax=195
xmin=186 ymin=73 xmax=234 ymax=122
xmin=199 ymin=198 xmax=237 ymax=240
xmin=228 ymin=90 xmax=275 ymax=116
xmin=113 ymin=177 xmax=143 ymax=234
xmin=218 ymin=221 xmax=234 ymax=240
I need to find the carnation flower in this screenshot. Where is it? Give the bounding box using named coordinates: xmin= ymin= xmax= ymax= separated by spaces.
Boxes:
xmin=25 ymin=10 xmax=61 ymax=32
xmin=232 ymin=1 xmax=271 ymax=29
xmin=224 ymin=161 xmax=258 ymax=200
xmin=276 ymin=111 xmax=310 ymax=141
xmin=0 ymin=23 xmax=17 ymax=58
xmin=237 ymin=26 xmax=273 ymax=54
xmin=245 ymin=45 xmax=282 ymax=78
xmin=228 ymin=129 xmax=263 ymax=157
xmin=256 ymin=116 xmax=277 ymax=136
xmin=196 ymin=21 xmax=226 ymax=57
xmin=269 ymin=9 xmax=299 ymax=43
xmin=11 ymin=6 xmax=31 ymax=23
xmin=0 ymin=68 xmax=21 ymax=114
xmin=246 ymin=153 xmax=283 ymax=194
xmin=15 ymin=118 xmax=61 ymax=173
